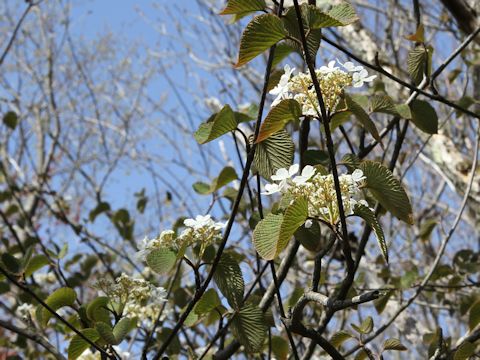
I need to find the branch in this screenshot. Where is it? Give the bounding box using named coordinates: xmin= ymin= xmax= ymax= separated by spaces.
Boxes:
xmin=0 ymin=318 xmax=66 ymax=360
xmin=344 ymin=120 xmax=480 ymax=357
xmin=0 ymin=2 xmax=36 ymax=67
xmin=292 ymin=0 xmax=355 ymax=286
xmin=151 ymin=3 xmax=286 ymax=358
xmin=320 ymin=30 xmax=480 ymax=120
xmin=0 ymin=267 xmax=111 ymax=358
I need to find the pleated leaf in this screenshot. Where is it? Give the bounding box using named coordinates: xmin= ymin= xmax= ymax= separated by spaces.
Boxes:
xmin=37 ymin=287 xmax=77 ymax=326
xmin=283 ymin=5 xmax=322 ymax=60
xmin=254 ymin=129 xmax=294 ymax=180
xmin=454 ymin=342 xmax=475 ymax=360
xmin=257 ymin=99 xmax=301 ymax=143
xmin=278 ymin=196 xmax=308 ymax=256
xmin=146 ymin=248 xmax=177 ymax=275
xmin=220 ymin=0 xmax=266 ymax=15
xmin=231 ymin=303 xmax=267 ymax=353
xmin=213 ymin=252 xmax=245 ymax=309
xmin=410 ymin=99 xmax=438 ymax=134
xmin=195 ymin=288 xmax=221 ymax=315
xmin=353 ymin=204 xmax=388 ymax=263
xmin=361 ymin=161 xmax=413 ymax=224
xmin=346 ymin=95 xmax=381 ymax=142
xmin=195 ymin=105 xmax=237 ymax=144
xmin=383 ymin=338 xmax=407 ymax=351
xmin=67 ymin=328 xmax=100 ymax=360
xmin=369 ymin=95 xmax=400 ymax=116
xmin=309 ymin=3 xmax=359 ymax=28
xmin=253 ymin=213 xmax=283 ymax=260
xmin=236 ymin=14 xmax=287 ymax=67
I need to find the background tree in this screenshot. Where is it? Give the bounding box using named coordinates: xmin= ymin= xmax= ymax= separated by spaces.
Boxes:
xmin=1 ymin=0 xmax=480 ymax=359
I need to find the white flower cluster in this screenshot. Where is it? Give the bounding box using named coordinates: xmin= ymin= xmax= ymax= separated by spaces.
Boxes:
xmin=269 ymin=60 xmax=376 ymax=115
xmin=95 ymin=273 xmax=166 ymax=325
xmin=136 ymin=215 xmax=226 ymax=260
xmin=15 ymin=303 xmax=35 ymax=320
xmin=77 ymin=347 xmax=130 ymax=360
xmin=263 ymin=164 xmax=370 ymax=225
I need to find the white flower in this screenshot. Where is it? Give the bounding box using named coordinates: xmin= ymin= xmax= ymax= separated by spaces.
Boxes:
xmin=204 ymin=97 xmax=223 ymax=112
xmin=77 ymin=349 xmax=99 ymax=360
xmin=339 ymin=61 xmax=364 ymax=73
xmin=304 ymin=219 xmax=313 ymax=228
xmin=16 ymin=303 xmax=35 ymax=319
xmin=292 ymin=165 xmax=316 ymax=185
xmin=213 ymin=220 xmax=227 ymax=230
xmin=319 ymin=60 xmax=338 ymax=74
xmin=135 ymin=236 xmax=150 ymax=261
xmin=262 ymin=181 xmax=286 ymax=195
xmin=351 ymin=169 xmax=366 ymax=183
xmin=270 ymin=64 xmax=295 ymax=106
xmin=271 ymin=164 xmax=299 ymax=181
xmin=352 ymin=68 xmax=377 ymax=87
xmin=184 ymin=214 xmax=213 ymax=229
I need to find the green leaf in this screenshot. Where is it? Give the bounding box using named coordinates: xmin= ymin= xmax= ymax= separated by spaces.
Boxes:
xmin=374 ymin=290 xmax=393 ymax=314
xmin=67 ymin=328 xmax=99 ymax=360
xmin=213 ymin=252 xmax=245 ymax=309
xmin=361 ymin=161 xmax=413 ymax=224
xmin=454 ymin=342 xmax=475 ymax=360
xmin=253 ymin=213 xmax=284 ymax=260
xmin=112 ymin=317 xmax=136 ymax=344
xmin=195 ymin=105 xmax=238 ymax=144
xmin=353 ymin=204 xmax=388 ymax=263
xmin=271 ymin=336 xmax=289 ymax=360
xmin=330 ymin=330 xmax=354 ymax=348
xmin=345 ymin=95 xmax=381 ymax=143
xmin=409 ymin=99 xmax=438 ymax=134
xmin=369 ymin=95 xmax=399 ymax=116
xmin=468 ymin=301 xmax=480 ymax=330
xmin=278 ymin=196 xmax=308 ymax=256
xmin=3 ymin=111 xmax=18 ymax=130
xmin=330 ymin=111 xmax=352 ymax=131
xmin=192 ymin=182 xmax=211 ymax=195
xmin=96 ymin=322 xmax=117 ymax=344
xmin=419 ymin=218 xmax=437 ymax=241
xmin=383 ymin=338 xmax=407 ymax=351
xmin=211 ymin=167 xmax=239 ymax=193
xmin=407 ymin=45 xmax=433 ymax=85
xmin=304 ymin=149 xmax=330 ymax=167
xmin=89 ymin=202 xmax=110 ymax=222
xmin=236 ymin=14 xmax=286 ymax=67
xmin=254 ymin=129 xmax=294 ymax=180
xmin=1 ymin=253 xmax=23 ymax=275
xmin=195 ymin=288 xmax=221 ymax=315
xmin=282 ymin=5 xmax=322 ymax=60
xmin=37 ymin=287 xmax=77 ymax=326
xmin=86 ymin=296 xmax=111 ymax=324
xmin=309 ymin=3 xmax=359 ymax=28
xmin=231 ymin=303 xmax=267 ymax=353
xmin=341 ymin=153 xmax=361 ymax=172
xmin=351 ymin=316 xmax=373 ymax=335
xmin=272 ymin=43 xmax=295 ymax=68
xmin=257 ymin=99 xmax=301 ymax=143
xmin=267 ymin=68 xmax=285 ymax=92
xmin=146 ymin=248 xmax=177 ymax=275
xmin=253 ymin=198 xmax=307 ymax=260
xmin=395 ymin=104 xmax=412 ymax=119
xmin=194 ymin=166 xmax=238 ymax=195
xmin=220 ymin=0 xmax=266 ymax=15
xmin=354 ymin=349 xmax=369 ymax=360
xmin=24 ymin=255 xmax=50 ymax=277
